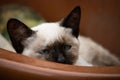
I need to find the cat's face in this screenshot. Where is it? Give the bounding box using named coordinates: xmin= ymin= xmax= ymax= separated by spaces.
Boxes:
xmin=23 ymin=23 xmax=79 ymax=64
xmin=7 ymin=6 xmax=81 ymax=64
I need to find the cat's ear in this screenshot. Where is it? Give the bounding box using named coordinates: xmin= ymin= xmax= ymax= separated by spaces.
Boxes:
xmin=60 ymin=6 xmax=81 ymax=38
xmin=7 ymin=18 xmax=35 ymax=53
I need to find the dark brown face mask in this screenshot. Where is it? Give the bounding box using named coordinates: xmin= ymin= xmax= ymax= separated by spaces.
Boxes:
xmin=37 ymin=41 xmax=75 ymax=64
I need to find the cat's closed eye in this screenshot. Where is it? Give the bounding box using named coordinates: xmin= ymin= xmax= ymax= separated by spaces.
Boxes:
xmin=64 ymin=45 xmax=71 ymax=51
xmin=39 ymin=49 xmax=50 ymax=54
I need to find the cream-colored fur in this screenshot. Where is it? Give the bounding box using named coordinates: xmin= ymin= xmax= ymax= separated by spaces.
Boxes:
xmin=0 ymin=34 xmax=15 ymax=52
xmin=75 ymin=36 xmax=120 ymax=66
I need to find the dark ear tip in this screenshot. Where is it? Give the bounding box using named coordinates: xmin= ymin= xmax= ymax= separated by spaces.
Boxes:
xmin=7 ymin=18 xmax=19 ymax=24
xmin=7 ymin=18 xmax=21 ymax=29
xmin=74 ymin=6 xmax=80 ymax=9
xmin=73 ymin=6 xmax=81 ymax=13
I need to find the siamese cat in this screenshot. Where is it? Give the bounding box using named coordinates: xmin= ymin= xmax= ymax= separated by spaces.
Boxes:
xmin=7 ymin=6 xmax=120 ymax=66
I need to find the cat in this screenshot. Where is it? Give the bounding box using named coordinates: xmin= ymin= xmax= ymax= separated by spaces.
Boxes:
xmin=7 ymin=6 xmax=120 ymax=66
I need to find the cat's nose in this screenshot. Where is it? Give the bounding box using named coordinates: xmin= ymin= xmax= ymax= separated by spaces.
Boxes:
xmin=57 ymin=54 xmax=65 ymax=63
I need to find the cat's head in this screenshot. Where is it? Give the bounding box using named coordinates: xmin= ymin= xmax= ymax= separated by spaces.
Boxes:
xmin=7 ymin=6 xmax=81 ymax=65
